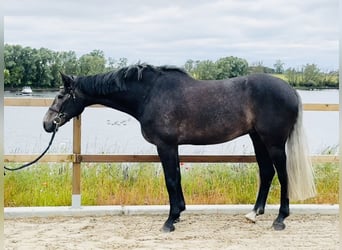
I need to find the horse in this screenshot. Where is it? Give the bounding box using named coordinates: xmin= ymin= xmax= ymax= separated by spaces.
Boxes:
xmin=43 ymin=64 xmax=316 ymax=232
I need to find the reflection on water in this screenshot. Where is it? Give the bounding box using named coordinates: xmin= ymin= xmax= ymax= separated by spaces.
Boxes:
xmin=4 ymin=89 xmax=339 ymax=155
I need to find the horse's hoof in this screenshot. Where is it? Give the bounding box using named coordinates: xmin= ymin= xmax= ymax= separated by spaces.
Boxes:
xmin=161 ymin=223 xmax=175 ymax=233
xmin=245 ymin=211 xmax=257 ymax=223
xmin=272 ymin=221 xmax=286 ymax=230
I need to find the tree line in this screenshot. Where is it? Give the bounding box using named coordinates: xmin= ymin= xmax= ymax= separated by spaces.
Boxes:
xmin=4 ymin=44 xmax=339 ymax=89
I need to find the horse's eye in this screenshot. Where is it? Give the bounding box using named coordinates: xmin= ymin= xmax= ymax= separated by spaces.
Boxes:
xmin=57 ymin=94 xmax=64 ymax=99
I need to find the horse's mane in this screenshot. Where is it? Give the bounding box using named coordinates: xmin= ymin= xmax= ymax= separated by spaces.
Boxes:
xmin=77 ymin=64 xmax=189 ymax=96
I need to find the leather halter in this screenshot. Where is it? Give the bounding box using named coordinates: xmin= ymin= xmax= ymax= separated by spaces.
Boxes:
xmin=49 ymin=90 xmax=76 ymax=125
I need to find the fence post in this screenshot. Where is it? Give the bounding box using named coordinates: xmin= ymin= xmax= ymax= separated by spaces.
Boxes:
xmin=72 ymin=115 xmax=81 ymax=208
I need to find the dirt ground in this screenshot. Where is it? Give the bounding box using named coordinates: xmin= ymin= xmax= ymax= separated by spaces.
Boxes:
xmin=4 ymin=213 xmax=339 ymax=250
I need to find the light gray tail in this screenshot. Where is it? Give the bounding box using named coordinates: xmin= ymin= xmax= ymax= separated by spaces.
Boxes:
xmin=286 ymin=94 xmax=316 ymax=201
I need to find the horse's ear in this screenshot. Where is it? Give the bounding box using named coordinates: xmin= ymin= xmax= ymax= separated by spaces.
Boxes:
xmin=60 ymin=72 xmax=74 ymax=89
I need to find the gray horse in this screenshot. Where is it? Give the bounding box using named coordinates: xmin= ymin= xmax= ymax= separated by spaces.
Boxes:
xmin=43 ymin=64 xmax=316 ymax=232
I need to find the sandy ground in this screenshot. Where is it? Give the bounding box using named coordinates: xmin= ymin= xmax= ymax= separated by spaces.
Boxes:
xmin=5 ymin=213 xmax=339 ymax=250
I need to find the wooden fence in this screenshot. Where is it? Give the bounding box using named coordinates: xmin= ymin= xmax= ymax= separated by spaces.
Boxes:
xmin=4 ymin=98 xmax=339 ymax=207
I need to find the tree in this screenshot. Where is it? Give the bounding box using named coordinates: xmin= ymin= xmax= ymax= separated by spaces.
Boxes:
xmin=192 ymin=60 xmax=217 ymax=80
xmin=20 ymin=46 xmax=38 ymax=87
xmin=284 ymin=67 xmax=299 ymax=86
xmin=184 ymin=59 xmax=196 ymax=75
xmin=301 ymin=64 xmax=321 ymax=87
xmin=58 ymin=51 xmax=79 ymax=75
xmin=321 ymin=70 xmax=339 ymax=88
xmin=79 ymin=50 xmax=106 ymax=75
xmin=215 ymin=56 xmax=248 ymax=79
xmin=107 ymin=57 xmax=116 ymax=71
xmin=116 ymin=57 xmax=128 ymax=68
xmin=34 ymin=47 xmax=54 ymax=88
xmin=273 ymin=60 xmax=285 ymax=74
xmin=106 ymin=57 xmax=128 ymax=72
xmin=4 ymin=69 xmax=10 ymax=86
xmin=4 ymin=44 xmax=25 ymax=87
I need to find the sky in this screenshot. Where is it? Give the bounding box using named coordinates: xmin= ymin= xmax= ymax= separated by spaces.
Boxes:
xmin=4 ymin=0 xmax=339 ymax=70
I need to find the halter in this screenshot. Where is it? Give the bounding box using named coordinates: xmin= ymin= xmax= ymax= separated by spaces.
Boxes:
xmin=48 ymin=107 xmax=66 ymax=126
xmin=48 ymin=89 xmax=76 ymax=126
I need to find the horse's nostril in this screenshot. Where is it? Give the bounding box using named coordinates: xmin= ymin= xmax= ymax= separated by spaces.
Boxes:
xmin=53 ymin=116 xmax=62 ymax=125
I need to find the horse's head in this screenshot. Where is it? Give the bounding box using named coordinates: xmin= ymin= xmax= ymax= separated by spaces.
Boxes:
xmin=43 ymin=73 xmax=85 ymax=132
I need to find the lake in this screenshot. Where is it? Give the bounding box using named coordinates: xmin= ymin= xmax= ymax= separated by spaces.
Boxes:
xmin=4 ymin=89 xmax=339 ymax=155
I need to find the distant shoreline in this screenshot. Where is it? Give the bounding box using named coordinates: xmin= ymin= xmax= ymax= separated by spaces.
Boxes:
xmin=4 ymin=86 xmax=339 ymax=93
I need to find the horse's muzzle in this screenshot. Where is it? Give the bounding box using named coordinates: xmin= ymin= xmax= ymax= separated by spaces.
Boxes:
xmin=43 ymin=121 xmax=57 ymax=133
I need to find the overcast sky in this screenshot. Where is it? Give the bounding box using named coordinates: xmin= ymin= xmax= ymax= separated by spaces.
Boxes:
xmin=4 ymin=0 xmax=339 ymax=70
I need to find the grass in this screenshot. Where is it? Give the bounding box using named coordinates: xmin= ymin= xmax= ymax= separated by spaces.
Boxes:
xmin=4 ymin=162 xmax=338 ymax=207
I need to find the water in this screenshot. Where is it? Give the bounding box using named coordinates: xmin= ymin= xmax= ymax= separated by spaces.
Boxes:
xmin=4 ymin=89 xmax=339 ymax=155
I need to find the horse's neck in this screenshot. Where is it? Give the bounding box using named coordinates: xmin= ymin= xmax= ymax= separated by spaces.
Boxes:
xmin=83 ymin=87 xmax=147 ymax=120
xmin=77 ymin=74 xmax=152 ymax=119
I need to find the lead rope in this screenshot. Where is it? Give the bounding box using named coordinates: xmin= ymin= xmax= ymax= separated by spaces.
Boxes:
xmin=4 ymin=122 xmax=59 ymax=175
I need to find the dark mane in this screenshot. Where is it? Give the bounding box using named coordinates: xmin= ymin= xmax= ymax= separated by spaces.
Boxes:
xmin=76 ymin=64 xmax=189 ymax=96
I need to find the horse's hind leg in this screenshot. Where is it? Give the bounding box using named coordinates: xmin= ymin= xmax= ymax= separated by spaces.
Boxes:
xmin=246 ymin=132 xmax=275 ymax=223
xmin=157 ymin=144 xmax=186 ymax=232
xmin=267 ymin=145 xmax=289 ymax=230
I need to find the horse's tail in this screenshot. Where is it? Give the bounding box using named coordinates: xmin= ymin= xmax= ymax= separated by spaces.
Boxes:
xmin=286 ymin=92 xmax=316 ymax=201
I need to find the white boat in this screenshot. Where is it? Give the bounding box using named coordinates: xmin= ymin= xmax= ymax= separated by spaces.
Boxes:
xmin=21 ymin=86 xmax=33 ymax=95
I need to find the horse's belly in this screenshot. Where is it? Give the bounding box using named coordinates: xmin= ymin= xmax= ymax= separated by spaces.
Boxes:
xmin=141 ymin=124 xmax=248 ymax=146
xmin=178 ymin=127 xmax=249 ymax=145
xmin=140 ymin=111 xmax=253 ymax=146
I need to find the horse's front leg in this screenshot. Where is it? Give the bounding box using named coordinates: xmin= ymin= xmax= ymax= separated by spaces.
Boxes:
xmin=157 ymin=144 xmax=186 ymax=232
